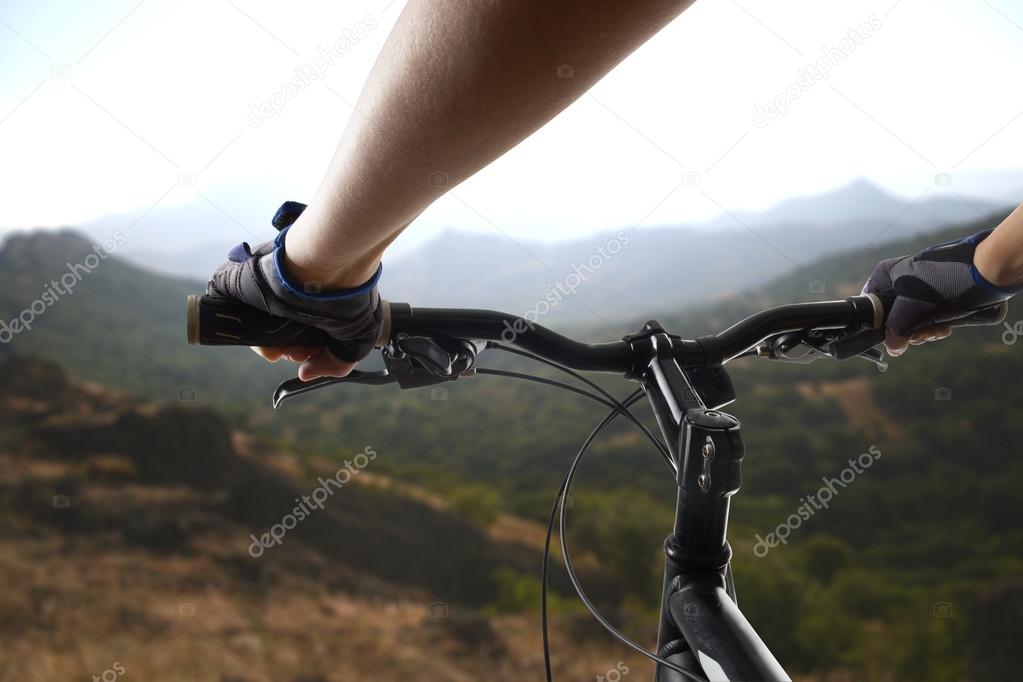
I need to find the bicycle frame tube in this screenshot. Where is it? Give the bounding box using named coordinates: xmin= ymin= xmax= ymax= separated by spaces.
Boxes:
xmin=631 ymin=324 xmax=791 ymax=681
xmin=664 ymin=579 xmax=789 ymax=681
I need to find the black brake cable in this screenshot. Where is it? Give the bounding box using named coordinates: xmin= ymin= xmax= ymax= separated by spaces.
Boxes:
xmin=487 ymin=343 xmax=674 ymax=474
xmin=473 ymin=371 xmax=653 ymax=680
xmin=472 ymin=349 xmax=703 ymax=680
xmin=475 ymin=368 xmax=617 ymax=409
xmin=541 ymin=390 xmax=644 ymax=681
xmin=556 ymin=402 xmax=709 ymax=682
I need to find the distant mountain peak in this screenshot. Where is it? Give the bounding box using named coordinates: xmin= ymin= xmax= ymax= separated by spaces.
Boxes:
xmin=0 ymin=228 xmax=99 ymax=271
xmin=2 ymin=227 xmax=93 ymax=250
xmin=739 ymin=178 xmax=906 ymax=228
xmin=839 ymin=177 xmax=887 ymax=193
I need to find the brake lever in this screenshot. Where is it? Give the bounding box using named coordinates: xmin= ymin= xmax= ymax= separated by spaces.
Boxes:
xmin=756 ymin=328 xmax=888 ymax=372
xmin=857 ymin=345 xmax=888 ymax=372
xmin=272 ymin=369 xmax=395 ymax=409
xmin=385 ymin=336 xmax=479 ymax=388
xmin=272 ymin=337 xmax=480 ymax=408
xmin=830 ymin=328 xmax=885 ymax=360
xmin=394 ymin=336 xmax=454 ymax=376
xmin=756 ymin=331 xmax=831 ymax=364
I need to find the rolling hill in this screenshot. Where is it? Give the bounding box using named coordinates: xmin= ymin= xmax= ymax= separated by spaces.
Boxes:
xmin=0 ymin=229 xmax=283 ymax=403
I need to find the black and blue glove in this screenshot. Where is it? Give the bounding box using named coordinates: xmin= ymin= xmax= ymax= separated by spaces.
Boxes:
xmin=864 ymin=228 xmax=1023 ymax=338
xmin=207 ymin=201 xmax=383 ymax=362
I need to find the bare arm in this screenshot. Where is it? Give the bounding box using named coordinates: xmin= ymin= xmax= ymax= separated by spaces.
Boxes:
xmin=261 ymin=0 xmax=695 ymax=378
xmin=284 ymin=0 xmax=696 ymax=289
xmin=975 ymin=203 xmax=1023 ymax=287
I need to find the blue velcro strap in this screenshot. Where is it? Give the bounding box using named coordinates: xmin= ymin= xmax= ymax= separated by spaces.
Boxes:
xmin=227 ymin=242 xmax=252 ymax=263
xmin=968 ymin=228 xmax=1023 ymax=294
xmin=965 ymin=228 xmax=996 ymax=246
xmin=970 ymin=264 xmax=1023 ymax=296
xmin=271 ymin=226 xmax=382 ymax=300
xmin=272 ymin=201 xmax=308 ymax=231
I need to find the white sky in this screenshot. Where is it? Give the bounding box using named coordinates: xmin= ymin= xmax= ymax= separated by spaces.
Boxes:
xmin=2 ymin=0 xmax=1023 ymax=255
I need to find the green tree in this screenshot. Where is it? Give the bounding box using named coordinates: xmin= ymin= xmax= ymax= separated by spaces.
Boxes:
xmin=447 ymin=484 xmax=503 ymax=527
xmin=799 ymin=535 xmax=854 ymax=586
xmin=568 ymin=490 xmax=673 ymax=600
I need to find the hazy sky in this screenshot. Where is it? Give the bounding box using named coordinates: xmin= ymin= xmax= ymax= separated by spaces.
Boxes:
xmin=2 ymin=0 xmax=1023 ymax=253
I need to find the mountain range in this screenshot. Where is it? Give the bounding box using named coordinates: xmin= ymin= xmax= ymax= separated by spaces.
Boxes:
xmin=68 ymin=178 xmax=1012 ymax=324
xmin=380 ymin=180 xmax=1004 ymax=324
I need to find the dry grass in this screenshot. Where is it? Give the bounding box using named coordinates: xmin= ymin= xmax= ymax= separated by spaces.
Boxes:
xmin=0 ymin=360 xmax=647 ymax=681
xmin=797 ymin=376 xmax=908 ymax=442
xmin=0 ymin=532 xmax=648 ymax=681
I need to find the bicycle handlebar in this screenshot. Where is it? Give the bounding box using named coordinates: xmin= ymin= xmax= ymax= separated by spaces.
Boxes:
xmin=706 ymin=296 xmax=881 ymax=361
xmin=385 ymin=302 xmax=635 ymax=372
xmin=187 ymin=293 xmax=889 ymax=372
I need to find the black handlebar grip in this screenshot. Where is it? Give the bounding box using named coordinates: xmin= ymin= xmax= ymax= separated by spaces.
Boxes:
xmin=186 ymin=294 xmax=332 ymax=347
xmin=830 ymin=301 xmax=1009 ymax=360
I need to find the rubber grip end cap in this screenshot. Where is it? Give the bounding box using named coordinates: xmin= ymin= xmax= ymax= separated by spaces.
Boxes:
xmin=186 ymin=295 xmax=200 ymax=345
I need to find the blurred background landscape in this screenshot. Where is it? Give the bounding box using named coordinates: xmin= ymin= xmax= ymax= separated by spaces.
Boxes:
xmin=3 ymin=0 xmax=1023 ymax=680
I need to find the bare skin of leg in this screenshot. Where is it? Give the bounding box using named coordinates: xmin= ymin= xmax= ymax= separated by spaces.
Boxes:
xmin=253 ymin=0 xmax=698 ymax=380
xmin=884 ymin=202 xmax=1023 ymax=357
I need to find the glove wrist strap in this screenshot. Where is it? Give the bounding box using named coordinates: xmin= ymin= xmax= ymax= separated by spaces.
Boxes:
xmin=967 ymin=228 xmax=1023 ymax=295
xmin=270 ymin=226 xmax=383 ymax=302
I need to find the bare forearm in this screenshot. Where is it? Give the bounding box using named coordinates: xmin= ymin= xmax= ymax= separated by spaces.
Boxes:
xmin=975 ymin=203 xmax=1023 ymax=287
xmin=286 ymin=0 xmax=695 ymax=287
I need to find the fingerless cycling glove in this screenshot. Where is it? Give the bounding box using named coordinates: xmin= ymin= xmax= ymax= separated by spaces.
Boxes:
xmin=864 ymin=228 xmax=1023 ymax=337
xmin=207 ymin=201 xmax=383 ymax=362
